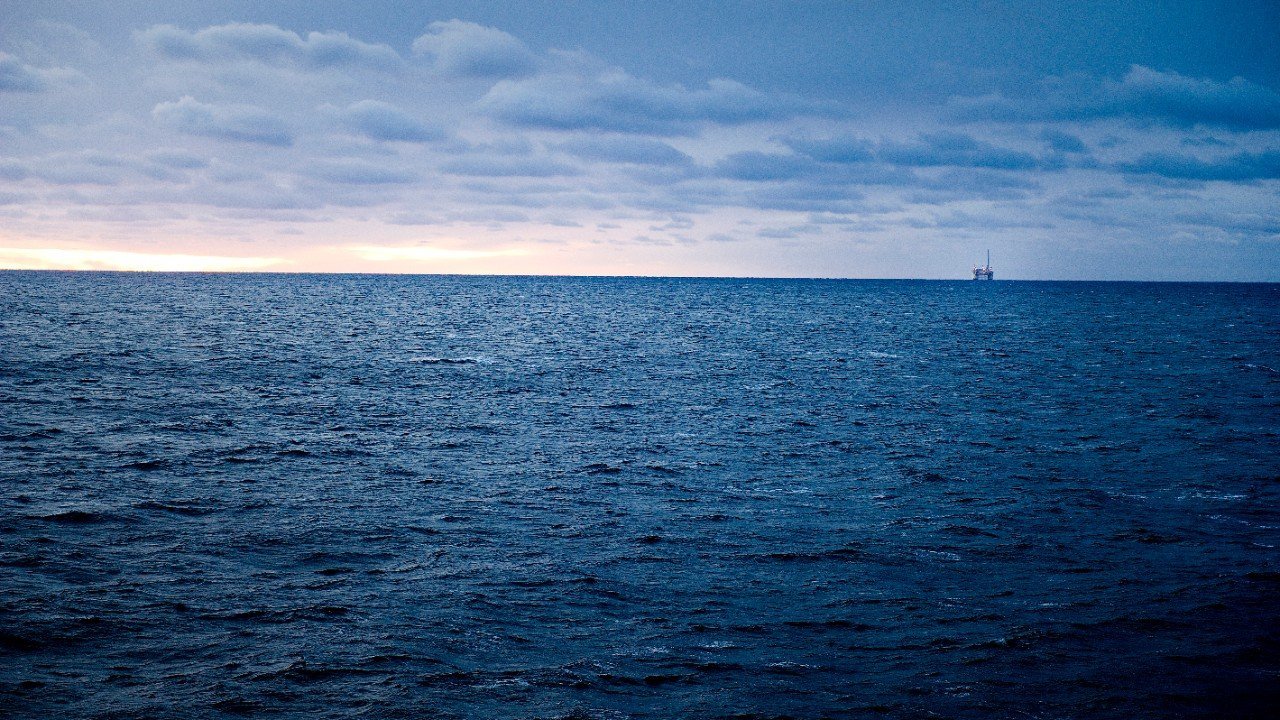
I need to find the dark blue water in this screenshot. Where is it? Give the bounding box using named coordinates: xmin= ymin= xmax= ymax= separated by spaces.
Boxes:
xmin=2 ymin=273 xmax=1278 ymax=719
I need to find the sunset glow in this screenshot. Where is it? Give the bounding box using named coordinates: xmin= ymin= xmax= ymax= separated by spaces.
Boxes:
xmin=0 ymin=247 xmax=285 ymax=272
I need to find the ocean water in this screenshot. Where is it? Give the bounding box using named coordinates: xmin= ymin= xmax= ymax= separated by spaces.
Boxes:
xmin=1 ymin=272 xmax=1278 ymax=720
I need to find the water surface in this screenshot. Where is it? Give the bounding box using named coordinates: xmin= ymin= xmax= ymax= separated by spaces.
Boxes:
xmin=2 ymin=273 xmax=1278 ymax=718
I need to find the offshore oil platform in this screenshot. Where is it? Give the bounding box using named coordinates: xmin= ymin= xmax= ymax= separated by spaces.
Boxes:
xmin=973 ymin=250 xmax=994 ymax=280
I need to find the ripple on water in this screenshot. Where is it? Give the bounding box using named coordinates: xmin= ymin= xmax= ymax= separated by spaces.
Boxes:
xmin=1 ymin=274 xmax=1278 ymax=720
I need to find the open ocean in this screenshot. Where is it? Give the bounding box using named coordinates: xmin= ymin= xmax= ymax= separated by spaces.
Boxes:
xmin=2 ymin=272 xmax=1278 ymax=719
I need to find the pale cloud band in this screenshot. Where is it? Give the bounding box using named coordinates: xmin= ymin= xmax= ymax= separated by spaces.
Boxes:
xmin=0 ymin=247 xmax=284 ymax=272
xmin=347 ymin=244 xmax=528 ymax=263
xmin=0 ymin=244 xmax=531 ymax=273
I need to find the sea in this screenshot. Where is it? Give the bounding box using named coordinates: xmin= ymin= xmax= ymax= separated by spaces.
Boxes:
xmin=2 ymin=272 xmax=1278 ymax=719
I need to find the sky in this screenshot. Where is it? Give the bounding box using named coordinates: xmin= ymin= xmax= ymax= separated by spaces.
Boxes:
xmin=1 ymin=1 xmax=1278 ymax=279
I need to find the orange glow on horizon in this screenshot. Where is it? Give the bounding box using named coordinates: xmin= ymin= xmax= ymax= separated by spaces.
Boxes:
xmin=0 ymin=243 xmax=544 ymax=275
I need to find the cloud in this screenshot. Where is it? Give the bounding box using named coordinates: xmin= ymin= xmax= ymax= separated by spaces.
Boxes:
xmin=23 ymin=151 xmax=174 ymax=186
xmin=712 ymin=133 xmax=1045 ymax=201
xmin=384 ymin=212 xmax=442 ymax=226
xmin=782 ymin=135 xmax=874 ymax=163
xmin=0 ymin=52 xmax=78 ymax=92
xmin=0 ymin=53 xmax=49 ymax=92
xmin=1119 ymin=150 xmax=1280 ymax=181
xmin=411 ymin=20 xmax=537 ymax=79
xmin=952 ymin=65 xmax=1280 ymax=129
xmin=480 ymin=63 xmax=825 ymax=135
xmin=1181 ymin=135 xmax=1230 ymax=147
xmin=34 ymin=163 xmax=122 ymax=186
xmin=930 ymin=209 xmax=1054 ymax=231
xmin=146 ymin=149 xmax=209 ymax=169
xmin=878 ymin=132 xmax=1039 ymax=170
xmin=715 ymin=151 xmax=817 ymax=181
xmin=781 ymin=131 xmax=1045 ymax=172
xmin=138 ymin=23 xmax=400 ymax=70
xmin=744 ymin=184 xmax=866 ymax=213
xmin=439 ymin=156 xmax=580 ymax=177
xmin=556 ymin=136 xmax=692 ymax=166
xmin=304 ymin=159 xmax=417 ymax=185
xmin=193 ymin=183 xmax=320 ymax=210
xmin=1114 ymin=66 xmax=1280 ymax=128
xmin=1173 ymin=210 xmax=1280 ymax=236
xmin=1041 ymin=129 xmax=1087 ymax=153
xmin=627 ymin=152 xmax=916 ymax=215
xmin=908 ymin=168 xmax=1042 ymax=203
xmin=333 ymin=100 xmax=443 ymax=142
xmin=446 ymin=207 xmax=530 ymax=223
xmin=0 ymin=160 xmax=30 ymax=180
xmin=755 ymin=223 xmax=822 ymax=239
xmin=152 ymin=96 xmax=293 ymax=146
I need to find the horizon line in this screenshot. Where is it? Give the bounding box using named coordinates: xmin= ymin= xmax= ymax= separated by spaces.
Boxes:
xmin=2 ymin=268 xmax=1277 ymax=284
